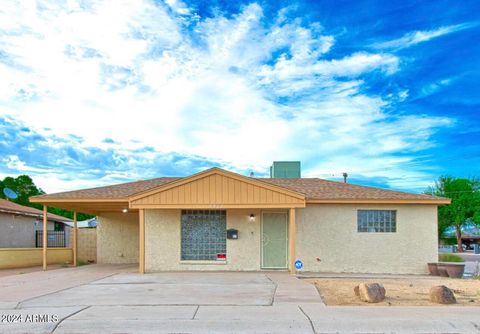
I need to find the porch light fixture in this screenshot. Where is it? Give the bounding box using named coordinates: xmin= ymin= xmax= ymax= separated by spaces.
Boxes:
xmin=122 ymin=208 xmax=128 ymax=213
xmin=249 ymin=214 xmax=255 ymax=222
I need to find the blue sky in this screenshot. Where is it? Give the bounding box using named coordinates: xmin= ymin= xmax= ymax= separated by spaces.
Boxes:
xmin=0 ymin=0 xmax=478 ymax=193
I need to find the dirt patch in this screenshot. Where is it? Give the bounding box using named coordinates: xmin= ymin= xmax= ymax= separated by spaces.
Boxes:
xmin=308 ymin=277 xmax=480 ymax=306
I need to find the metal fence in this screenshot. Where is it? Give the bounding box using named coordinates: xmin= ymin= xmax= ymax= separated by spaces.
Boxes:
xmin=35 ymin=231 xmax=66 ymax=248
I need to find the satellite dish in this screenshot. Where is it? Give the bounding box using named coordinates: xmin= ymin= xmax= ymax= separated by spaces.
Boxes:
xmin=3 ymin=188 xmax=18 ymax=200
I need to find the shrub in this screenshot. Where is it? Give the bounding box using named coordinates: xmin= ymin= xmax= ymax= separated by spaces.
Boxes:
xmin=440 ymin=238 xmax=457 ymax=246
xmin=439 ymin=254 xmax=463 ymax=262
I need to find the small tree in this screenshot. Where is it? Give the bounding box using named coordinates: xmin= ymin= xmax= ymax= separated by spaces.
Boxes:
xmin=0 ymin=175 xmax=44 ymax=208
xmin=428 ymin=177 xmax=480 ymax=252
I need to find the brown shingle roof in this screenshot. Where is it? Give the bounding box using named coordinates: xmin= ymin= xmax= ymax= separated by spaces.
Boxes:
xmin=33 ymin=177 xmax=180 ymax=200
xmin=31 ymin=173 xmax=447 ymax=203
xmin=258 ymin=178 xmax=441 ymax=201
xmin=0 ymin=199 xmax=71 ymax=222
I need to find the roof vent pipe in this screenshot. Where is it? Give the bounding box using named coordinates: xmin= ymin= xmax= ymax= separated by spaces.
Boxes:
xmin=343 ymin=172 xmax=348 ymax=183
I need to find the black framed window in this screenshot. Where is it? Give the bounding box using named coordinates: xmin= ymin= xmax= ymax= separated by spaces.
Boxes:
xmin=181 ymin=210 xmax=227 ymax=261
xmin=357 ymin=210 xmax=396 ymax=233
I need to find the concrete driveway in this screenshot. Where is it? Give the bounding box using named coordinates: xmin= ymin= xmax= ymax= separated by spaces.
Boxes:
xmin=1 ymin=265 xmax=479 ymax=334
xmin=19 ymin=271 xmax=278 ymax=307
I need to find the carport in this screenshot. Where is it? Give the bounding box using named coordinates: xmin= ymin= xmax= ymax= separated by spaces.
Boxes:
xmin=30 ymin=198 xmax=132 ymax=271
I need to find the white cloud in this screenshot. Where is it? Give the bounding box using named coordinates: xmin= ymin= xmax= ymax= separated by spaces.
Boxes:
xmin=398 ymin=90 xmax=409 ymax=101
xmin=420 ymin=77 xmax=456 ymax=97
xmin=372 ymin=22 xmax=478 ymax=50
xmin=165 ymin=0 xmax=191 ymax=15
xmin=33 ymin=172 xmax=113 ymax=194
xmin=3 ymin=155 xmax=47 ymax=173
xmin=258 ymin=52 xmax=398 ymax=84
xmin=0 ymin=1 xmax=452 ymax=191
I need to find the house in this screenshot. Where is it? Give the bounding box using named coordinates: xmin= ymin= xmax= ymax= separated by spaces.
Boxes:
xmin=64 ymin=217 xmax=97 ymax=229
xmin=0 ymin=199 xmax=72 ymax=248
xmin=30 ymin=167 xmax=449 ymax=274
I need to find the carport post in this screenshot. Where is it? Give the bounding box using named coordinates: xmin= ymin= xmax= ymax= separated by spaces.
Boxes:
xmin=73 ymin=212 xmax=77 ymax=266
xmin=43 ymin=205 xmax=47 ymax=271
xmin=289 ymin=208 xmax=296 ymax=273
xmin=139 ymin=209 xmax=145 ymax=274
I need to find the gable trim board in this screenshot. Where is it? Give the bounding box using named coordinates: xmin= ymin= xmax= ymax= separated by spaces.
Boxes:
xmin=130 ymin=168 xmax=306 ymax=209
xmin=131 ymin=168 xmax=305 ymax=200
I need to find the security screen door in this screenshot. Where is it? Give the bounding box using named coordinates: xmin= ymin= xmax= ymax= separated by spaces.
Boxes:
xmin=261 ymin=212 xmax=288 ymax=269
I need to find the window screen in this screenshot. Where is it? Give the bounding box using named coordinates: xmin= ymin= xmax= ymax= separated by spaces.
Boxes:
xmin=357 ymin=210 xmax=396 ymax=233
xmin=181 ymin=210 xmax=227 ymax=261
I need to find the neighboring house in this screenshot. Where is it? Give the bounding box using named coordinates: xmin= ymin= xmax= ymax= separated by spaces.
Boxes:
xmin=443 ymin=222 xmax=480 ymax=249
xmin=31 ymin=166 xmax=449 ymax=274
xmin=65 ymin=217 xmax=97 ymax=229
xmin=0 ymin=199 xmax=71 ymax=248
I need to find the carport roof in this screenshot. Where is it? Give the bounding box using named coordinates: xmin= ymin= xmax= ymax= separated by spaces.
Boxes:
xmin=32 ymin=177 xmax=180 ymax=201
xmin=30 ymin=167 xmax=449 ymax=205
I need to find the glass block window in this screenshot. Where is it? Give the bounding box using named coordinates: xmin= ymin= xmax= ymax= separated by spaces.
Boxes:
xmin=181 ymin=210 xmax=227 ymax=261
xmin=357 ymin=210 xmax=396 ymax=233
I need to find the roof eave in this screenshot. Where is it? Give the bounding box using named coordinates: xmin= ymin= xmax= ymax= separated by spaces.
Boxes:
xmin=29 ymin=197 xmax=129 ymax=203
xmin=306 ymin=199 xmax=451 ymax=205
xmin=0 ymin=209 xmax=71 ymax=222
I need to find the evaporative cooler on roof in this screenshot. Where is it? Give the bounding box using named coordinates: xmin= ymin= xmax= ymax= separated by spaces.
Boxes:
xmin=270 ymin=161 xmax=301 ymax=179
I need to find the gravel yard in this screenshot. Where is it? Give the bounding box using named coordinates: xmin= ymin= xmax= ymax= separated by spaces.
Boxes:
xmin=308 ymin=277 xmax=480 ymax=306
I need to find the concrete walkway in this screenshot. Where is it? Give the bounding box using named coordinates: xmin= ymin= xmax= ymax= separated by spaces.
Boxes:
xmin=0 ymin=264 xmax=65 ymax=278
xmin=0 ymin=266 xmax=479 ymax=333
xmin=266 ymin=272 xmax=323 ymax=304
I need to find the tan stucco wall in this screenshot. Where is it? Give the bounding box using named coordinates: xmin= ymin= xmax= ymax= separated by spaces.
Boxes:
xmin=97 ymin=212 xmax=138 ymax=264
xmin=296 ymin=204 xmax=438 ymax=274
xmin=97 ymin=204 xmax=438 ymax=274
xmin=70 ymin=228 xmax=97 ymax=263
xmin=0 ymin=248 xmax=72 ymax=269
xmin=145 ymin=209 xmax=261 ymax=271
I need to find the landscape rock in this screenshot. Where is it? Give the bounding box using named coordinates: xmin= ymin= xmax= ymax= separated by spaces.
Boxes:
xmin=354 ymin=283 xmax=386 ymax=303
xmin=429 ymin=285 xmax=456 ymax=304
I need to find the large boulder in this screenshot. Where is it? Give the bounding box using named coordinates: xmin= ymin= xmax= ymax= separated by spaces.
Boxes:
xmin=429 ymin=285 xmax=456 ymax=304
xmin=354 ymin=283 xmax=386 ymax=303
